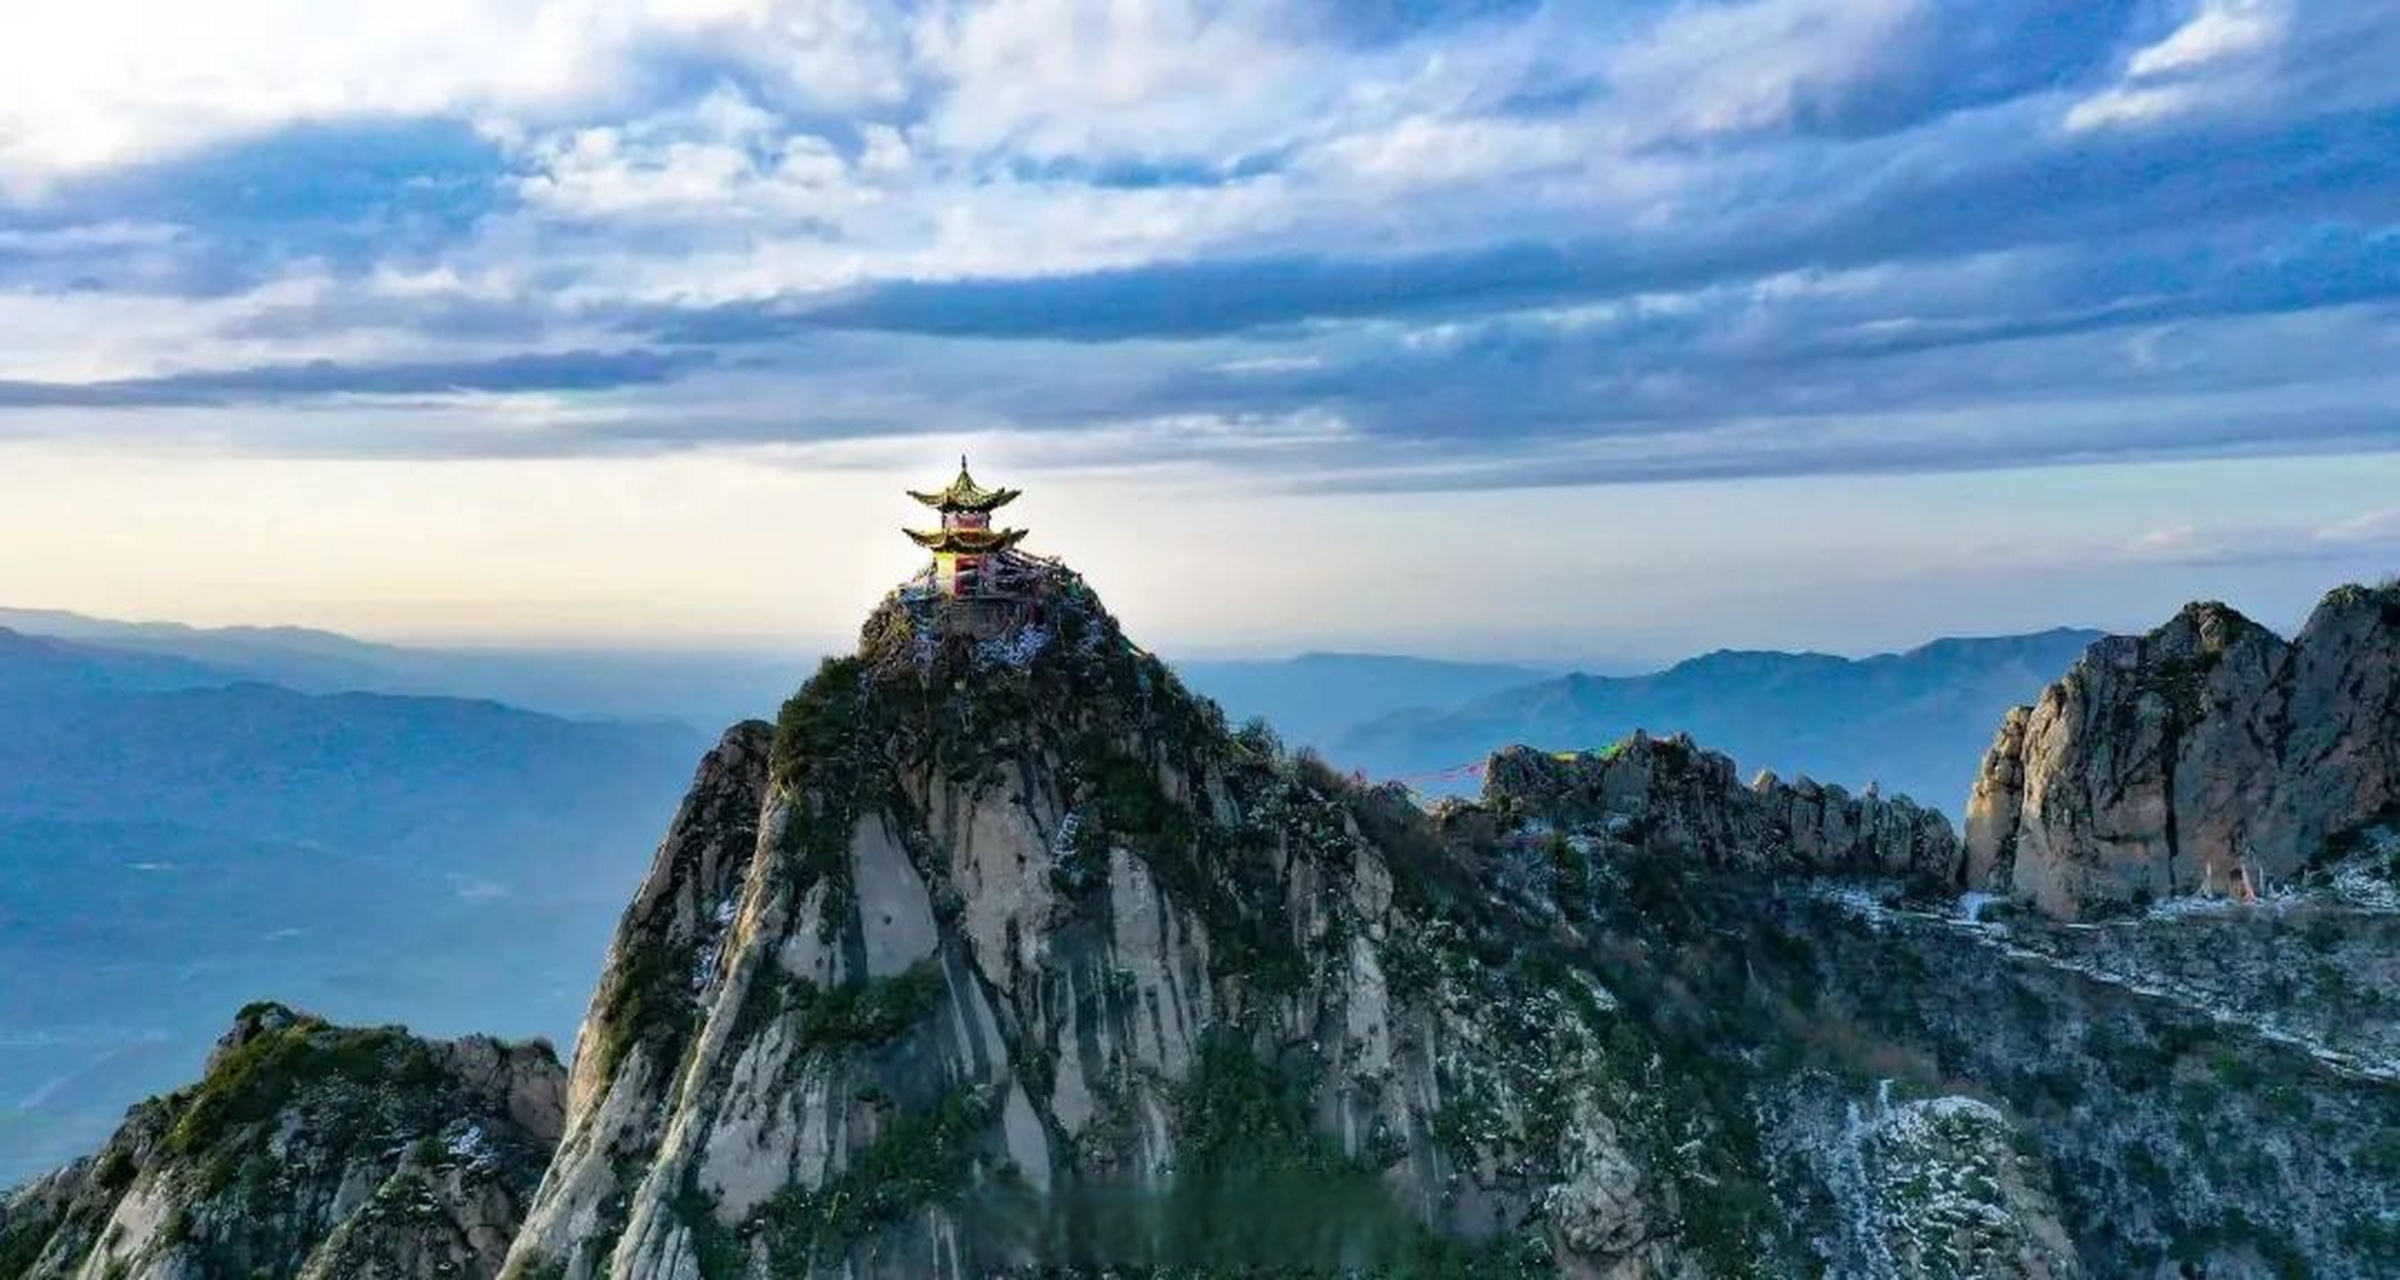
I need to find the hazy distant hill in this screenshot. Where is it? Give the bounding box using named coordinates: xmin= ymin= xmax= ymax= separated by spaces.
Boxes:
xmin=1332 ymin=629 xmax=2107 ymax=814
xmin=1174 ymin=651 xmax=1557 ymax=748
xmin=0 ymin=626 xmax=246 ymax=694
xmin=0 ymin=607 xmax=819 ymax=730
xmin=0 ymin=610 xmax=1557 ymax=750
xmin=0 ymin=608 xmax=403 ymax=691
xmin=0 ymin=631 xmax=709 ymax=1183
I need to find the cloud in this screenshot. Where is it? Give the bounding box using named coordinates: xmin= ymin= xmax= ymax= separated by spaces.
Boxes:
xmin=0 ymin=0 xmax=2393 ymax=494
xmin=1605 ymin=0 xmax=1926 ymax=139
xmin=2119 ymin=506 xmax=2400 ymax=568
xmin=2130 ymin=0 xmax=2287 ymax=77
xmin=0 ymin=2 xmax=562 ymax=188
xmin=2066 ymin=0 xmax=2298 ymax=132
xmin=630 ymin=113 xmax=2400 ymax=347
xmin=912 ymin=0 xmax=1316 ymax=161
xmin=0 ymin=0 xmax=921 ymax=193
xmin=0 ymin=120 xmax=511 ymax=297
xmin=1606 ymin=0 xmax=2150 ymax=142
xmin=0 ymin=348 xmax=695 ymax=408
xmin=514 ymin=89 xmax=858 ymax=223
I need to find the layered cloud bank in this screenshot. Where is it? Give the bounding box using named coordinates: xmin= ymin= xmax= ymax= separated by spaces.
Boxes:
xmin=0 ymin=0 xmax=2392 ymax=487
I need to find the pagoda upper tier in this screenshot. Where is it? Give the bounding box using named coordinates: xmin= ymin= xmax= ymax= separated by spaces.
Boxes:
xmin=908 ymin=458 xmax=1022 ymax=513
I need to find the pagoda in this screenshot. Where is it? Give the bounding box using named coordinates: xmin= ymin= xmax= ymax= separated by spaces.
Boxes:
xmin=905 ymin=456 xmax=1029 ymax=598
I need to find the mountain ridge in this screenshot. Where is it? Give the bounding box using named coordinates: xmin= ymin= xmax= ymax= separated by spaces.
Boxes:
xmin=1337 ymin=628 xmax=2109 ymax=814
xmin=499 ymin=560 xmax=1994 ymax=1279
xmin=0 ymin=626 xmax=248 ymax=694
xmin=0 ymin=636 xmax=711 ymax=1185
xmin=6 ymin=573 xmax=2396 ymax=1278
xmin=0 ymin=1003 xmax=566 ymax=1280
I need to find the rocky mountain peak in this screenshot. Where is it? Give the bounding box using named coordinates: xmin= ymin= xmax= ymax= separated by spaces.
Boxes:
xmin=1966 ymin=580 xmax=2400 ymax=919
xmin=1480 ymin=733 xmax=1961 ymax=889
xmin=13 ymin=566 xmax=2397 ymax=1279
xmin=2164 ymin=597 xmax=2271 ymax=647
xmin=502 ymin=563 xmax=1771 ymax=1278
xmin=203 ymin=1000 xmax=310 ymax=1072
xmin=0 ymin=1006 xmax=564 ymax=1280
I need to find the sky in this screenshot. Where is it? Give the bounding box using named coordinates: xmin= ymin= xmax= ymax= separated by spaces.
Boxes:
xmin=0 ymin=0 xmax=2396 ymax=663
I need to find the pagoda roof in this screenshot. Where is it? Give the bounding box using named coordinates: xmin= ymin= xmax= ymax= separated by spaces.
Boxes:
xmin=905 ymin=526 xmax=1029 ymax=554
xmin=909 ymin=457 xmax=1021 ymax=512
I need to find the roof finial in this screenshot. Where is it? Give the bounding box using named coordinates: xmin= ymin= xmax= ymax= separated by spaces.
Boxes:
xmin=961 ymin=452 xmax=970 ymax=472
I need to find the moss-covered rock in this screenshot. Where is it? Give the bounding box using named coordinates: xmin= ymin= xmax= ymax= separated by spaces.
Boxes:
xmin=1 ymin=1003 xmax=564 ymax=1280
xmin=486 ymin=562 xmax=2395 ymax=1279
xmin=502 ymin=562 xmax=1712 ymax=1278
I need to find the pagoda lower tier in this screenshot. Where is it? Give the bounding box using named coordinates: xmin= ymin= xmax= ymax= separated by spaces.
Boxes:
xmin=905 ymin=527 xmax=1030 ymax=555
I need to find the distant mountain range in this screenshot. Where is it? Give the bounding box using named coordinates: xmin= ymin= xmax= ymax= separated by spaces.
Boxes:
xmin=0 ymin=626 xmax=241 ymax=694
xmin=0 ymin=606 xmax=2113 ymax=814
xmin=1331 ymin=629 xmax=2109 ymax=814
xmin=0 ymin=608 xmax=1567 ymax=749
xmin=0 ymin=607 xmax=820 ymax=732
xmin=1171 ymin=651 xmax=1558 ymax=748
xmin=0 ymin=625 xmax=709 ymax=1183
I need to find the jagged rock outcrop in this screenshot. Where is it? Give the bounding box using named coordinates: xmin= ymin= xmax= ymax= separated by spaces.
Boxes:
xmin=495 ymin=560 xmax=2095 ymax=1280
xmin=1965 ymin=583 xmax=2400 ymax=919
xmin=0 ymin=1003 xmax=564 ymax=1280
xmin=503 ymin=563 xmax=1716 ymax=1278
xmin=20 ymin=559 xmax=2390 ymax=1278
xmin=1484 ymin=732 xmax=1962 ymax=888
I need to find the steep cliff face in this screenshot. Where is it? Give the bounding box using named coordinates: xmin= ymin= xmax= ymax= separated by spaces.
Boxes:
xmin=504 ymin=565 xmax=1685 ymax=1278
xmin=1965 ymin=584 xmax=2400 ymax=919
xmin=0 ymin=1003 xmax=563 ymax=1280
xmin=497 ymin=564 xmax=2102 ymax=1280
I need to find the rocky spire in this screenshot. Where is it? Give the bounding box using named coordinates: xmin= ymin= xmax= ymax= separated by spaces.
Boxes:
xmin=1964 ymin=581 xmax=2400 ymax=918
xmin=500 ymin=561 xmax=1737 ymax=1278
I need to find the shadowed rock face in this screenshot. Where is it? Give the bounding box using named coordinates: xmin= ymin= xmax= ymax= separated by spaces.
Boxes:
xmin=1965 ymin=584 xmax=2400 ymax=919
xmin=0 ymin=1004 xmax=564 ymax=1280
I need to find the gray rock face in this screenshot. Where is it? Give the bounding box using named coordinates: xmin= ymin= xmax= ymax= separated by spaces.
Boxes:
xmin=1747 ymin=887 xmax=2397 ymax=1279
xmin=1965 ymin=585 xmax=2400 ymax=919
xmin=26 ymin=566 xmax=2386 ymax=1279
xmin=0 ymin=1004 xmax=564 ymax=1280
xmin=1765 ymin=1083 xmax=2080 ymax=1279
xmin=501 ymin=566 xmax=1734 ymax=1279
xmin=496 ymin=720 xmax=774 ymax=1278
xmin=1484 ymin=731 xmax=1962 ymax=887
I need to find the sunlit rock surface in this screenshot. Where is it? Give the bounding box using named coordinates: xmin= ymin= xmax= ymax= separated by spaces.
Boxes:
xmin=15 ymin=566 xmax=2393 ymax=1280
xmin=1967 ymin=583 xmax=2400 ymax=920
xmin=486 ymin=562 xmax=2394 ymax=1280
